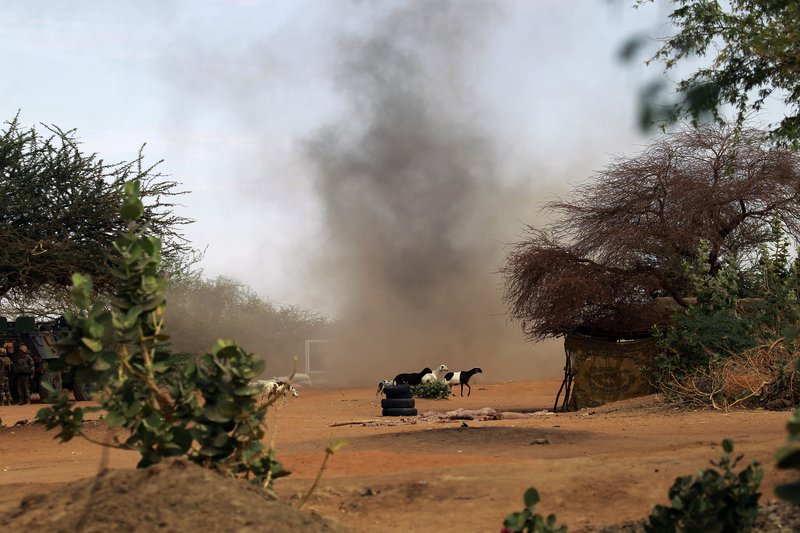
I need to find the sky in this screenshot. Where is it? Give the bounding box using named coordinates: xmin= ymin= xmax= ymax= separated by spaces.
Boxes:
xmin=1 ymin=1 xmax=681 ymax=379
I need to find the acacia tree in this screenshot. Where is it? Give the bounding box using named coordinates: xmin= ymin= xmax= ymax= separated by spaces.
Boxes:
xmin=503 ymin=124 xmax=800 ymax=340
xmin=639 ymin=0 xmax=800 ymax=145
xmin=0 ymin=115 xmax=194 ymax=314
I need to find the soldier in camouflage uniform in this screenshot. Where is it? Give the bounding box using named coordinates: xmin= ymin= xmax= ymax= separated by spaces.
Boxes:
xmin=0 ymin=347 xmax=11 ymax=406
xmin=14 ymin=344 xmax=35 ymax=405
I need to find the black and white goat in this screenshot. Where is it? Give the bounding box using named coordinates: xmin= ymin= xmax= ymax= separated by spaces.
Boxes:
xmin=254 ymin=379 xmax=299 ymax=405
xmin=421 ymin=364 xmax=449 ymax=383
xmin=444 ymin=367 xmax=483 ymax=396
xmin=376 ymin=379 xmax=395 ymax=396
xmin=393 ymin=367 xmax=432 ymax=386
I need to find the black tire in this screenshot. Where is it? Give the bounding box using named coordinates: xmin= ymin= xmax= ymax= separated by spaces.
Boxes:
xmin=38 ymin=370 xmax=63 ymax=403
xmin=382 ymin=407 xmax=418 ymax=417
xmin=381 ymin=398 xmax=415 ymax=409
xmin=382 ymin=384 xmax=410 ymax=395
xmin=384 ymin=384 xmax=412 ymax=399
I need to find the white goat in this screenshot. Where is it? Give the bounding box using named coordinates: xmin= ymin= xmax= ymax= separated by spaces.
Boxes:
xmin=421 ymin=364 xmax=449 ymax=383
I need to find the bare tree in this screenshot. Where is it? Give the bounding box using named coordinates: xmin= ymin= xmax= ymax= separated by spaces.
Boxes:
xmin=503 ymin=124 xmax=800 ymax=340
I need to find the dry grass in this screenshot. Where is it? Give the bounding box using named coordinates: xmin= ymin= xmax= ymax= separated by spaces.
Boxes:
xmin=660 ymin=340 xmax=799 ymax=410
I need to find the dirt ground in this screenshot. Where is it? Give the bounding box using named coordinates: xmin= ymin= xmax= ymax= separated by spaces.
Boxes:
xmin=0 ymin=379 xmax=796 ymax=532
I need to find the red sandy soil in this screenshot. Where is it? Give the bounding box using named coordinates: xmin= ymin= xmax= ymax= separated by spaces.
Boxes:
xmin=0 ymin=379 xmax=795 ymax=532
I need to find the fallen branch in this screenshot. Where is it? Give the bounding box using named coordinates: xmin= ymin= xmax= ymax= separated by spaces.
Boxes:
xmin=329 ymin=420 xmax=378 ymax=427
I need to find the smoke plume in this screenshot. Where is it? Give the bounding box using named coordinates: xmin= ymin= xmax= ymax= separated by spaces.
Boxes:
xmin=305 ymin=2 xmax=560 ymax=384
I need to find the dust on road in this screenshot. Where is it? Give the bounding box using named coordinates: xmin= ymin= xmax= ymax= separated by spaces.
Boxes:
xmin=0 ymin=379 xmax=793 ymax=532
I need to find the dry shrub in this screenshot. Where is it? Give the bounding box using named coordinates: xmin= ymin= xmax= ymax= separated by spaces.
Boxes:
xmin=503 ymin=124 xmax=800 ymax=341
xmin=660 ymin=340 xmax=800 ymax=410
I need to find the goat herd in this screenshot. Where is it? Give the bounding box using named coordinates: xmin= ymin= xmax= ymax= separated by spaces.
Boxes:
xmin=377 ymin=365 xmax=483 ymax=397
xmin=250 ymin=365 xmax=484 ymax=406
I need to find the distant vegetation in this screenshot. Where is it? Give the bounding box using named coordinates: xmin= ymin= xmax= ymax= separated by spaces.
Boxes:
xmin=164 ymin=276 xmax=332 ymax=372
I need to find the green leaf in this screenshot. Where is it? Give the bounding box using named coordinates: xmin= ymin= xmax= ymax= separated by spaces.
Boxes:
xmin=122 ymin=305 xmax=143 ymax=328
xmin=216 ymin=400 xmax=240 ymax=418
xmin=233 ymin=385 xmax=262 ymax=396
xmin=81 ymin=337 xmax=103 ymax=353
xmin=776 ymin=446 xmax=800 ymax=469
xmin=203 ymin=405 xmax=232 ymax=423
xmin=199 ymin=446 xmax=222 ymax=457
xmin=775 ymin=481 xmax=800 ymax=504
xmin=172 ymin=427 xmax=193 ymax=452
xmin=523 ymin=486 xmax=540 ymax=508
xmin=151 ymin=361 xmax=170 ymax=373
xmin=121 ymin=182 xmax=144 ymax=221
xmin=87 ymin=320 xmax=106 ymax=339
xmin=104 ymin=411 xmax=125 ymax=427
xmin=502 ymin=512 xmax=527 ymax=531
xmin=211 ymin=432 xmax=230 ymax=448
xmin=141 ymin=236 xmax=162 ymax=257
xmin=722 ymin=438 xmax=734 ymax=454
xmin=211 ymin=339 xmax=237 ymax=356
xmin=65 ymin=351 xmax=84 ymax=365
xmin=92 ymin=357 xmax=112 ymax=371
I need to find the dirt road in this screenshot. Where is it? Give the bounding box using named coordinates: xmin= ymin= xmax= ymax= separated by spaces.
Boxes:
xmin=0 ymin=380 xmax=794 ymax=532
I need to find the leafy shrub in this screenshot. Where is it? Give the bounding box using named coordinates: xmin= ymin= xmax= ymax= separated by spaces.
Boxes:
xmin=653 ymin=230 xmax=800 ymax=408
xmin=502 ymin=487 xmax=567 ymax=533
xmin=750 ymin=219 xmax=800 ymax=339
xmin=411 ymin=380 xmax=451 ymax=399
xmin=655 ymin=309 xmax=756 ymax=376
xmin=37 ymin=180 xmax=287 ymax=487
xmin=646 ymin=439 xmax=762 ymax=533
xmin=776 ymin=359 xmax=800 ymax=504
xmin=655 ymin=241 xmax=755 ymax=378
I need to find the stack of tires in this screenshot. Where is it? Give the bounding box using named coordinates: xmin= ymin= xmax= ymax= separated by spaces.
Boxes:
xmin=381 ymin=384 xmax=417 ymax=416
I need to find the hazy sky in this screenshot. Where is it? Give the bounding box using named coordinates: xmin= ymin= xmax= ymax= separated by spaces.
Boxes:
xmin=1 ymin=0 xmax=670 ymax=309
xmin=2 ymin=1 xmax=695 ymax=378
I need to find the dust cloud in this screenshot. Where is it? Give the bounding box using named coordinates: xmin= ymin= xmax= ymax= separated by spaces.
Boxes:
xmin=304 ymin=2 xmax=561 ymax=385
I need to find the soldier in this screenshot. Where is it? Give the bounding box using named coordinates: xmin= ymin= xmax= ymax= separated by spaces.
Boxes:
xmin=31 ymin=351 xmax=44 ymax=398
xmin=0 ymin=348 xmax=11 ymax=406
xmin=14 ymin=344 xmax=35 ymax=405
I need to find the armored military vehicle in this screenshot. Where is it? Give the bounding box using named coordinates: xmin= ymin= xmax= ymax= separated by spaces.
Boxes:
xmin=0 ymin=316 xmax=93 ymax=402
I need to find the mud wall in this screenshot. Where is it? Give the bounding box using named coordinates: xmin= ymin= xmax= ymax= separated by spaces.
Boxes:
xmin=565 ymin=335 xmax=657 ymax=409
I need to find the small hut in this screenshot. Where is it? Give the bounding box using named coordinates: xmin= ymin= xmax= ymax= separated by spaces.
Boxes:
xmin=554 ymin=298 xmax=681 ymax=411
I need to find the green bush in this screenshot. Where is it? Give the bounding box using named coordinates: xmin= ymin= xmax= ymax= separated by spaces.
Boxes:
xmin=655 ymin=240 xmax=755 ymax=379
xmin=776 ymin=359 xmax=800 ymax=504
xmin=502 ymin=487 xmax=567 ymax=533
xmin=36 ymin=180 xmax=287 ymax=488
xmin=750 ymin=219 xmax=800 ymax=338
xmin=655 ymin=309 xmax=756 ymax=376
xmin=655 ymin=223 xmax=800 ymax=407
xmin=646 ymin=439 xmax=762 ymax=533
xmin=410 ymin=380 xmax=452 ymax=399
